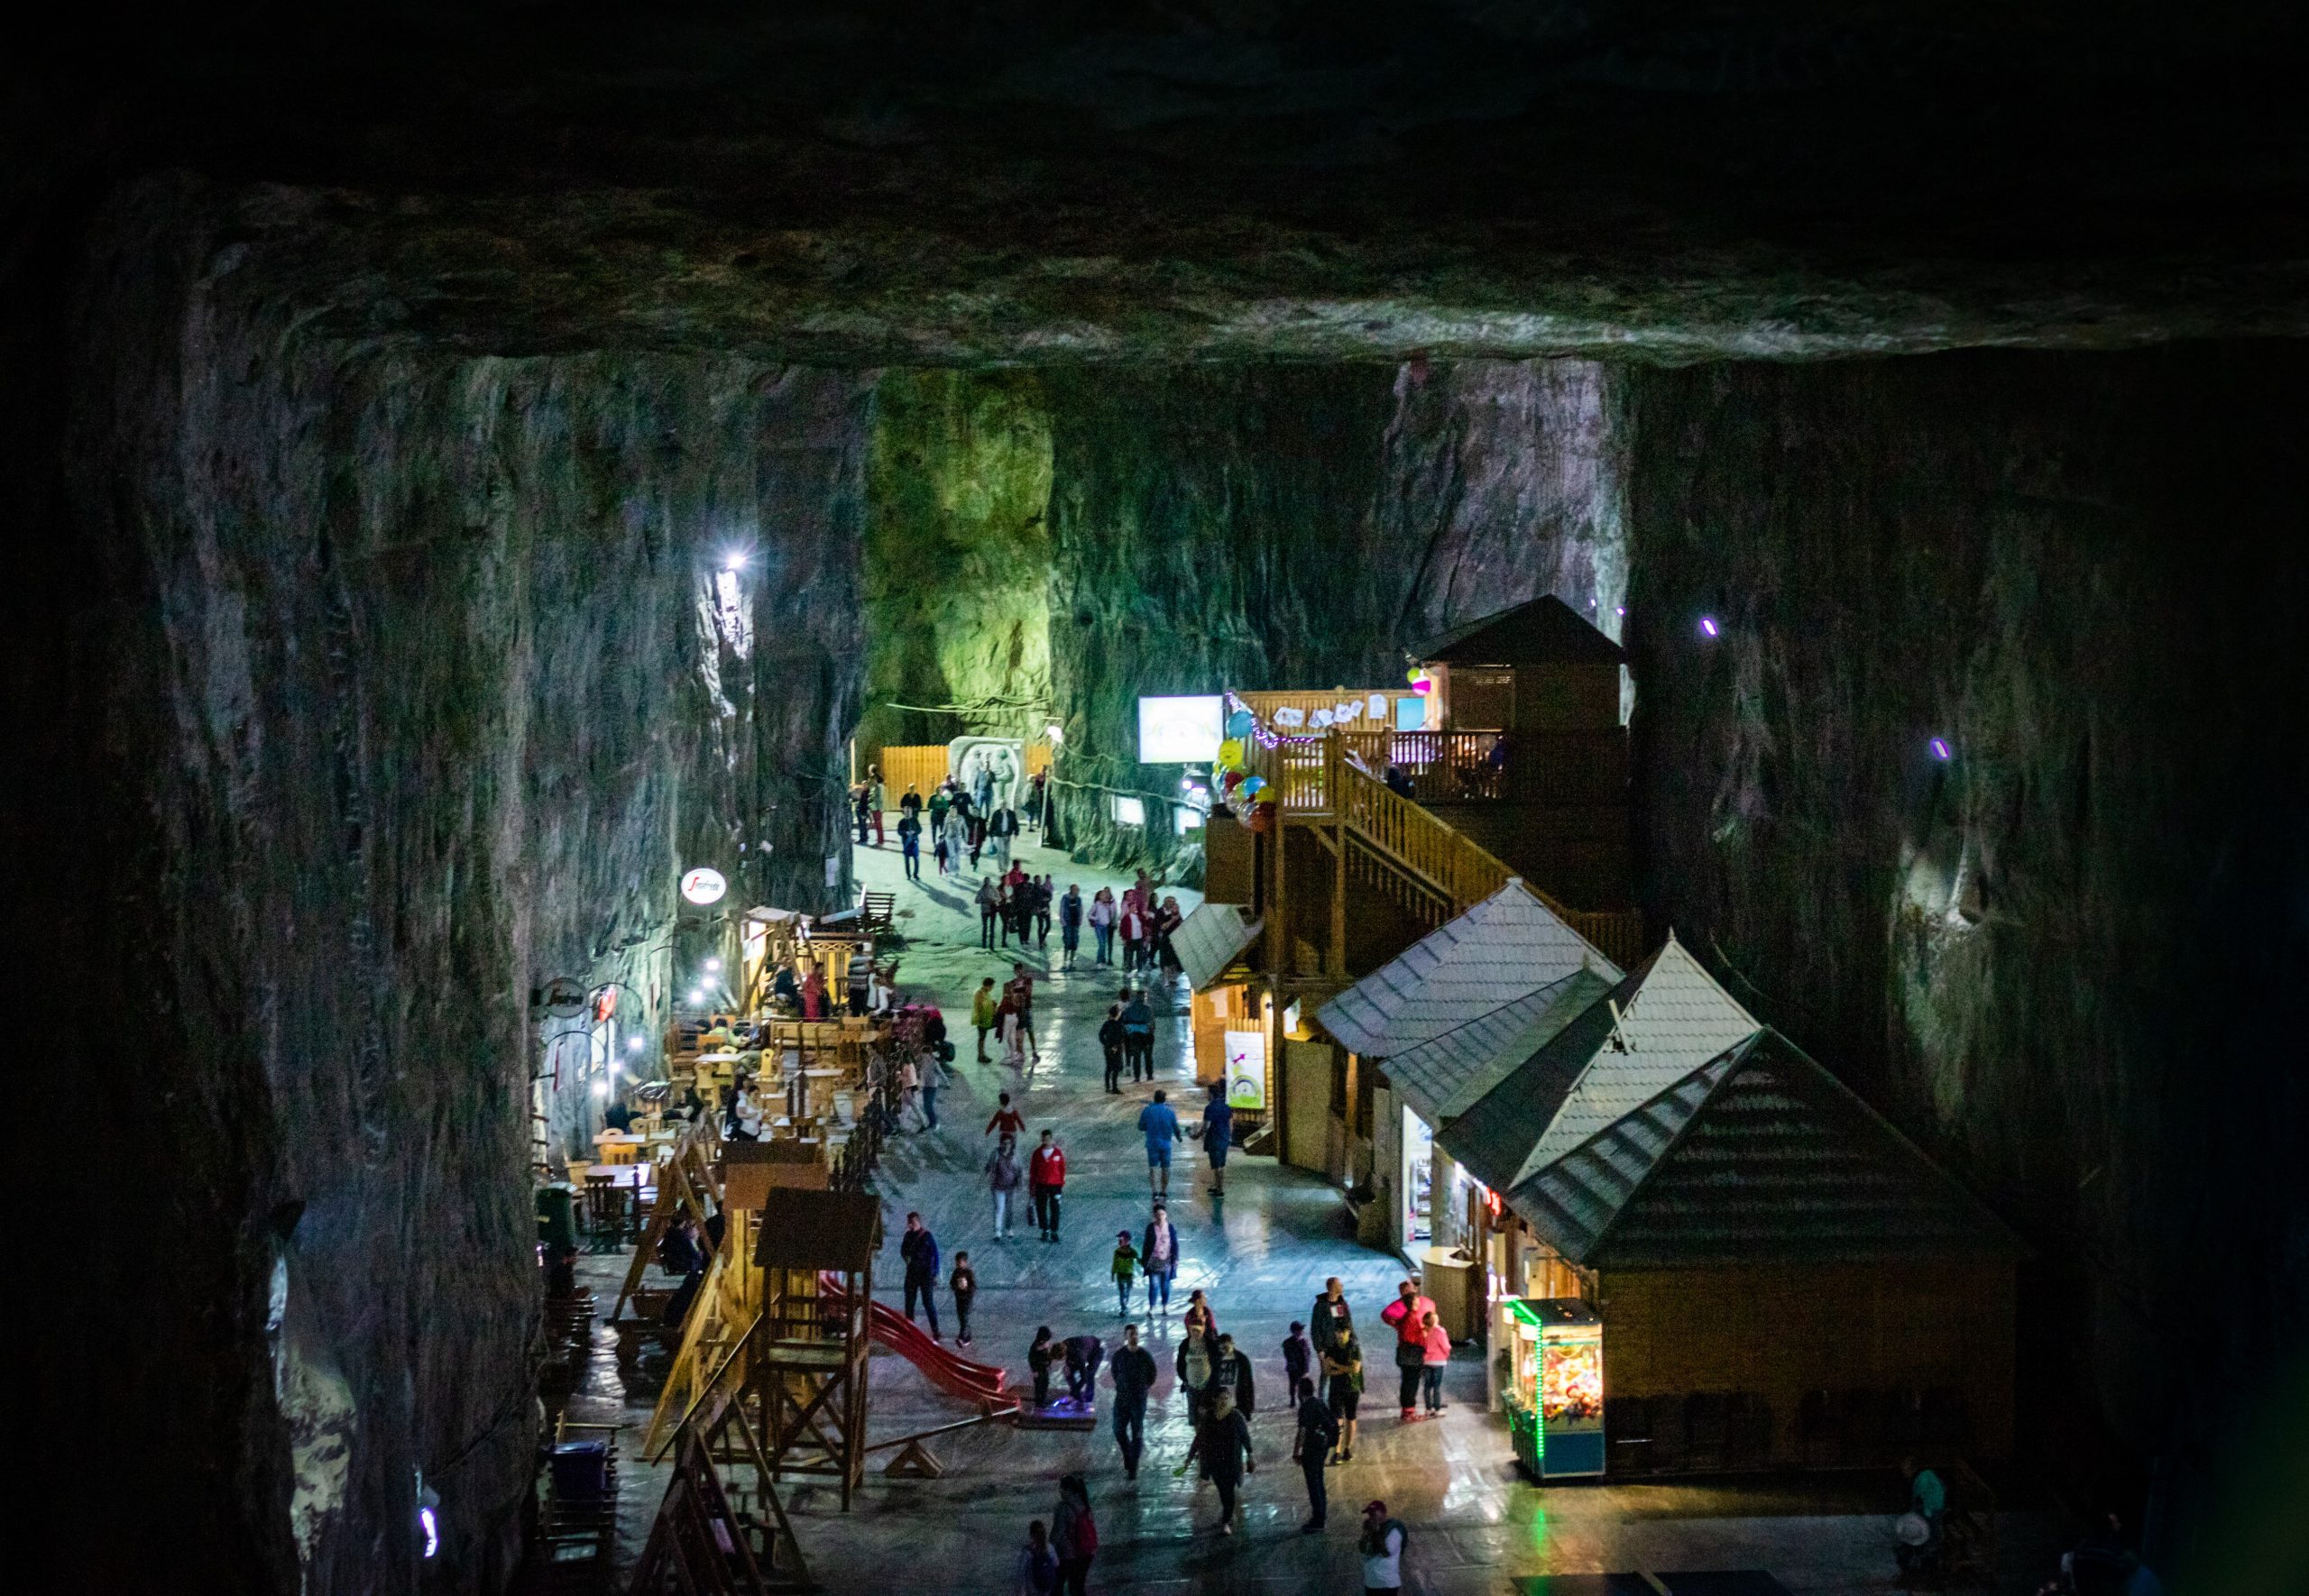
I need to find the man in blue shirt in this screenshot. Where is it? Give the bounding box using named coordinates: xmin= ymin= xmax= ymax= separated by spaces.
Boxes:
xmin=1136 ymin=1089 xmax=1182 ymax=1199
xmin=1119 ymin=989 xmax=1155 ymax=1082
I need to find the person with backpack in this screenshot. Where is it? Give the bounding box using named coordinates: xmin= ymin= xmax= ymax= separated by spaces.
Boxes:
xmin=1099 ymin=1004 xmax=1127 ymax=1094
xmin=1359 ymin=1500 xmax=1406 ymax=1593
xmin=898 ymin=1212 xmax=942 ymax=1341
xmin=950 ymin=1251 xmax=978 ymax=1348
xmin=1109 ymin=1324 xmax=1156 ymax=1481
xmin=1015 ymin=1519 xmax=1059 ymax=1596
xmin=1119 ymin=988 xmax=1155 ymax=1082
xmin=1292 ymin=1382 xmax=1340 ymax=1531
xmin=1051 ymin=1475 xmax=1097 ymax=1596
xmin=1323 ymin=1325 xmax=1366 ymax=1463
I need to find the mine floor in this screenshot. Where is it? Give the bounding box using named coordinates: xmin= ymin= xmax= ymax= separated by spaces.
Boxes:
xmin=565 ymin=831 xmax=2063 ymax=1593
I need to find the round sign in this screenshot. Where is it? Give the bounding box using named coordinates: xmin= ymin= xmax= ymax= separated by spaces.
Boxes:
xmin=680 ymin=867 xmax=728 ymax=906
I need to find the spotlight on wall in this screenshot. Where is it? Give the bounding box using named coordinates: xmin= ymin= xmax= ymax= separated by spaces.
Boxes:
xmin=1930 ymin=737 xmax=1953 ymax=761
xmin=704 ymin=957 xmax=722 ymax=973
xmin=627 ymin=1035 xmax=644 ymax=1052
xmin=722 ymin=551 xmax=748 ymax=572
xmin=1699 ymin=615 xmax=1721 ymax=638
xmin=592 ymin=1079 xmax=610 ymax=1097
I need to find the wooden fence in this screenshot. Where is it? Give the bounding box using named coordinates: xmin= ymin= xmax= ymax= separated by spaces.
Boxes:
xmin=869 ymin=743 xmax=1051 ymax=802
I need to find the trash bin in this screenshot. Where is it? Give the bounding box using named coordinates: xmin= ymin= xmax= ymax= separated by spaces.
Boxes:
xmin=1421 ymin=1245 xmax=1480 ymax=1342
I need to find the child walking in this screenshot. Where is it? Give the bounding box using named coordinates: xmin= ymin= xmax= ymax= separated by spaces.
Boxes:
xmin=951 ymin=1252 xmax=978 ymax=1348
xmin=1110 ymin=1230 xmax=1140 ymax=1316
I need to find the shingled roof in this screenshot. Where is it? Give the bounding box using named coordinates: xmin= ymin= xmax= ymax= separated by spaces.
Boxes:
xmin=1513 ymin=931 xmax=1761 ymax=1183
xmin=1173 ymin=902 xmax=1262 ymax=992
xmin=1315 ymin=879 xmax=1622 ymax=1059
xmin=1506 ymin=1028 xmax=2024 ymax=1268
xmin=1382 ymin=967 xmax=1618 ymax=1128
xmin=1433 ymin=977 xmax=1623 ymax=1194
xmin=1412 ymin=593 xmax=1627 ymax=668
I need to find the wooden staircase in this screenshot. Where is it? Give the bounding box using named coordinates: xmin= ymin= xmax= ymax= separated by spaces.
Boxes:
xmin=1261 ymin=732 xmax=1646 ymax=970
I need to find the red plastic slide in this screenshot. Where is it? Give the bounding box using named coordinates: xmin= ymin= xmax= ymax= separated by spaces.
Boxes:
xmin=817 ymin=1272 xmax=1018 ymax=1411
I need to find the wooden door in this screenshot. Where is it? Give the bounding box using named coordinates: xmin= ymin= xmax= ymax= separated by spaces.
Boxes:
xmin=1282 ymin=1040 xmax=1331 ymax=1171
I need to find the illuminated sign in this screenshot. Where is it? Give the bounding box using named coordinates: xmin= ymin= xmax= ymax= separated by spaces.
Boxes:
xmin=680 ymin=867 xmax=728 ymax=905
xmin=1137 ymin=695 xmax=1224 ymax=763
xmin=1224 ymin=1029 xmax=1266 ymax=1110
xmin=1111 ymin=794 xmax=1146 ymax=827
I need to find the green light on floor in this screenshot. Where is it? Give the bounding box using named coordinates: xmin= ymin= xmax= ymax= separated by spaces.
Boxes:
xmin=1528 ymin=1502 xmax=1549 ymax=1551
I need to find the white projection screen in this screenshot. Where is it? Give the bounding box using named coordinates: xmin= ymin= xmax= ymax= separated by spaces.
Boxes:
xmin=1136 ymin=694 xmax=1225 ymax=764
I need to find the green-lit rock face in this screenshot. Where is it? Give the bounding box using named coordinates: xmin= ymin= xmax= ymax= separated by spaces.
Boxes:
xmin=859 ymin=371 xmax=1054 ymax=759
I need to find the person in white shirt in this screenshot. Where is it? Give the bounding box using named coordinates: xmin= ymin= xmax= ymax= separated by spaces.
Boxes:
xmin=1358 ymin=1500 xmax=1404 ymax=1594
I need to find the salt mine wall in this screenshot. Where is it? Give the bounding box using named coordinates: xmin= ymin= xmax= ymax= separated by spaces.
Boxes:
xmin=1620 ymin=346 xmax=2309 ymax=1493
xmin=29 ymin=180 xmax=870 ymax=1595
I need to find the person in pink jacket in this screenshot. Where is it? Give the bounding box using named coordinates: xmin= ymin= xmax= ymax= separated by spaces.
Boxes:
xmin=1418 ymin=1310 xmax=1451 ymax=1415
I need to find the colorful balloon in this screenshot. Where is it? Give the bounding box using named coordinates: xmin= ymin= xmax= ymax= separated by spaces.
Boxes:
xmin=1226 ymin=709 xmax=1255 ymax=737
xmin=1240 ymin=775 xmax=1266 ymax=798
xmin=1217 ymin=738 xmax=1245 ymax=768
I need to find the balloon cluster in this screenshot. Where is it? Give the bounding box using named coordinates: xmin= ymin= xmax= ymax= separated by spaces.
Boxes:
xmin=1216 ymin=708 xmax=1267 ymax=801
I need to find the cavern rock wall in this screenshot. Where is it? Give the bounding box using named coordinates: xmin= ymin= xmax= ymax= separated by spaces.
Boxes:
xmin=1037 ymin=360 xmax=1630 ymax=870
xmin=1620 ymin=344 xmax=2309 ymax=1481
xmin=29 ymin=179 xmax=869 ymax=1596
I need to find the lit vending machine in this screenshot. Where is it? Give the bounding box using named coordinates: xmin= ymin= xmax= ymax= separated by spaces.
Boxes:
xmin=1504 ymin=1298 xmax=1605 ymax=1480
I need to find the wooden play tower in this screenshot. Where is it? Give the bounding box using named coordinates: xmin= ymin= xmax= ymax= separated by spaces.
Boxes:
xmin=750 ymin=1189 xmax=880 ymax=1509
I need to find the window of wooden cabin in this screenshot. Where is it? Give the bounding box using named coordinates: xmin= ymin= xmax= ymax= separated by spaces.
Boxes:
xmin=1451 ymin=668 xmax=1514 ymax=730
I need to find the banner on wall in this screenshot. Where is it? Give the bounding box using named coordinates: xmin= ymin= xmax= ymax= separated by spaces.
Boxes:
xmin=1224 ymin=1029 xmax=1267 ymax=1111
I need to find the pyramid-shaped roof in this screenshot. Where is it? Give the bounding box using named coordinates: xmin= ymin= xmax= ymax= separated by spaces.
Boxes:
xmin=1412 ymin=593 xmax=1627 ymax=668
xmin=1315 ymin=880 xmax=1623 ymax=1059
xmin=1506 ymin=1029 xmax=2025 ymax=1268
xmin=1433 ymin=977 xmax=1623 ymax=1195
xmin=1513 ymin=931 xmax=1761 ymax=1183
xmin=1383 ymin=967 xmax=1618 ymax=1128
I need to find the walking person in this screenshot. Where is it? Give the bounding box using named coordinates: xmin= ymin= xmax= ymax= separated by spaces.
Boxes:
xmin=898 ymin=1212 xmax=942 ymax=1341
xmin=972 ymin=978 xmax=998 ymax=1059
xmin=867 ymin=765 xmax=886 ymax=848
xmin=1028 ymin=1128 xmax=1066 ymax=1243
xmin=1175 ymin=1323 xmax=1217 ymax=1435
xmin=978 ymin=877 xmax=1002 ymax=949
xmin=989 ymin=802 xmax=1018 ymax=871
xmin=967 ymin=795 xmax=987 ymax=867
xmin=1109 ymin=1323 xmax=1156 ymax=1481
xmin=1282 ymin=1320 xmax=1315 ymax=1405
xmin=986 ymin=1134 xmax=1023 ymax=1240
xmin=1099 ymin=1004 xmax=1126 ymax=1093
xmin=945 ymin=803 xmax=969 ymax=876
xmin=1051 ymin=1475 xmax=1097 ymax=1596
xmin=1027 ymin=768 xmax=1049 ymax=833
xmin=1196 ymin=1083 xmax=1234 ymax=1197
xmin=899 ymin=782 xmax=924 ymax=824
xmin=897 ymin=806 xmax=923 ymax=881
xmin=1419 ymin=1310 xmax=1450 ymax=1414
xmin=1311 ymin=1278 xmax=1355 ymax=1359
xmin=851 ymin=782 xmax=872 ymax=845
xmin=1110 ymin=1230 xmax=1139 ymax=1316
xmin=1088 ymin=887 xmax=1116 ymax=966
xmin=1059 ymin=883 xmax=1083 ymax=970
xmin=1186 ymin=1389 xmax=1255 ymax=1536
xmin=950 ymin=1251 xmax=978 ymax=1347
xmin=1140 ymin=1201 xmax=1181 ymax=1315
xmin=1136 ymin=1089 xmax=1181 ymax=1199
xmin=997 ymin=984 xmax=1026 ymax=1068
xmin=986 ymin=1090 xmax=1026 ymax=1141
xmin=918 ymin=1045 xmax=942 ymax=1129
xmin=1323 ymin=1326 xmax=1365 ymax=1462
xmin=1007 ymin=964 xmax=1041 ymax=1060
xmin=1034 ymin=875 xmax=1054 ymax=947
xmin=1155 ymin=894 xmax=1185 ymax=974
xmin=1120 ymin=987 xmax=1155 ymax=1081
xmin=1293 ymin=1381 xmax=1341 ymax=1531
xmin=1359 ymin=1500 xmax=1406 ymax=1595
xmin=1380 ymin=1278 xmax=1439 ymax=1421
xmin=1016 ymin=1518 xmax=1060 ymax=1596
xmin=1118 ymin=894 xmax=1148 ymax=972
xmin=1209 ymin=1333 xmax=1256 ymax=1416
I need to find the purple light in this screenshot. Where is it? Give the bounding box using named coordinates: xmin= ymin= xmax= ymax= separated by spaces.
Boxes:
xmin=1930 ymin=738 xmax=1952 ymax=761
xmin=1698 ymin=615 xmax=1720 ymax=637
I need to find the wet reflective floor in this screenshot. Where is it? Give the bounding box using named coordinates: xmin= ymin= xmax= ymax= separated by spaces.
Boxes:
xmin=566 ymin=833 xmax=2061 ymax=1593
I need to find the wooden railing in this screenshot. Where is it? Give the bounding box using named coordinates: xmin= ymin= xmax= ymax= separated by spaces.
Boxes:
xmin=1336 ymin=728 xmax=1626 ymax=807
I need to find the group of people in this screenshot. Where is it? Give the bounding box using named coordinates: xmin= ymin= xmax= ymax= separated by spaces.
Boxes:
xmin=972 ymin=964 xmax=1046 ymax=1066
xmin=856 ymin=762 xmax=1055 ymax=882
xmin=977 ymin=867 xmax=1065 ymax=950
xmin=1081 ymin=876 xmax=1183 ymax=973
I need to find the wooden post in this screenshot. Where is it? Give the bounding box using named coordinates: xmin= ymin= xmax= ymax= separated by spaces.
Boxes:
xmin=1328 ymin=728 xmax=1347 ymax=977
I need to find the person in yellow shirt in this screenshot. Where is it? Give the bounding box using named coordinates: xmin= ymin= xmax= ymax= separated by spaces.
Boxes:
xmin=971 ymin=977 xmax=998 ymax=1060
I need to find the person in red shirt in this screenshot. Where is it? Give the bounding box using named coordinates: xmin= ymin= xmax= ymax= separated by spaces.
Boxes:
xmin=1028 ymin=1129 xmax=1067 ymax=1243
xmin=1007 ymin=963 xmax=1041 ymax=1060
xmin=986 ymin=1091 xmax=1026 ymax=1140
xmin=1378 ymin=1277 xmax=1439 ymax=1420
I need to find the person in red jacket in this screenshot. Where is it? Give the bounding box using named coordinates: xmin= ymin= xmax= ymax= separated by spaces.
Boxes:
xmin=1028 ymin=1129 xmax=1067 ymax=1243
xmin=1378 ymin=1277 xmax=1438 ymax=1420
